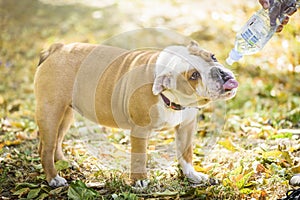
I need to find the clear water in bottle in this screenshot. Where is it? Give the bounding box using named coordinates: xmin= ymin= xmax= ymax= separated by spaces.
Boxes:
xmin=226 ymin=9 xmax=277 ymax=65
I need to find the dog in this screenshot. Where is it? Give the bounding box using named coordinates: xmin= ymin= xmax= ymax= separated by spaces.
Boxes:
xmin=34 ymin=40 xmax=238 ymax=187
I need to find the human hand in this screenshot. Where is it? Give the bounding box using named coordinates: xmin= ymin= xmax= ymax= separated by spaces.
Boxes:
xmin=259 ymin=0 xmax=271 ymax=9
xmin=259 ymin=0 xmax=298 ymax=32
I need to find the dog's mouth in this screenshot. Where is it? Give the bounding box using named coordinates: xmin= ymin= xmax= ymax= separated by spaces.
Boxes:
xmin=187 ymin=77 xmax=239 ymax=107
xmin=216 ymin=67 xmax=238 ymax=97
xmin=219 ymin=78 xmax=238 ymax=100
xmin=210 ymin=67 xmax=238 ymax=93
xmin=208 ymin=67 xmax=239 ymax=100
xmin=223 ymin=78 xmax=238 ymax=92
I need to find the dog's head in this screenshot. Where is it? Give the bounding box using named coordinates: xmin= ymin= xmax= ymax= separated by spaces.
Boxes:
xmin=153 ymin=41 xmax=238 ymax=108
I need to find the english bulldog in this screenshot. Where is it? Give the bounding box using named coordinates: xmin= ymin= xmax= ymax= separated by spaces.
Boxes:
xmin=34 ymin=41 xmax=238 ymax=187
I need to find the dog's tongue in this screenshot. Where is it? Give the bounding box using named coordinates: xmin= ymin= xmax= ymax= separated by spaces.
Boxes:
xmin=223 ymin=79 xmax=238 ymax=90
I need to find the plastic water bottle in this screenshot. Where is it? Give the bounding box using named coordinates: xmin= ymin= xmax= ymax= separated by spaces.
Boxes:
xmin=226 ymin=8 xmax=277 ymax=65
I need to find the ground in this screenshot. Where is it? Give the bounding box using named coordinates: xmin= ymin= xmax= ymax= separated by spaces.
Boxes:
xmin=0 ymin=0 xmax=300 ymax=199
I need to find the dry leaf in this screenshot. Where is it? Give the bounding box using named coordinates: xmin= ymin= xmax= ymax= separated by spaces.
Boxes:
xmin=217 ymin=138 xmax=237 ymax=152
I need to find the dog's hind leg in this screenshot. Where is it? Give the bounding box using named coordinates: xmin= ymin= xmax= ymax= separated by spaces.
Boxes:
xmin=130 ymin=127 xmax=151 ymax=187
xmin=55 ymin=106 xmax=73 ymax=162
xmin=36 ymin=103 xmax=69 ymax=187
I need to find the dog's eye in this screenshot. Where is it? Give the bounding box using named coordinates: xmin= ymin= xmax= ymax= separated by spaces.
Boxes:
xmin=211 ymin=54 xmax=218 ymax=62
xmin=190 ymin=71 xmax=201 ymax=80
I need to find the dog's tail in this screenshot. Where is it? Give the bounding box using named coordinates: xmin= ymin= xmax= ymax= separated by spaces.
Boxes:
xmin=37 ymin=43 xmax=63 ymax=66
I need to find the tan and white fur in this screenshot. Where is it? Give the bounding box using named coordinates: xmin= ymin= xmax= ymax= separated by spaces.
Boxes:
xmin=34 ymin=41 xmax=238 ymax=187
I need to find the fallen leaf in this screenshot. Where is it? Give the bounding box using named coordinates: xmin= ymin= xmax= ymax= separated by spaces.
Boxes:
xmin=194 ymin=165 xmax=209 ymax=173
xmin=148 ymin=145 xmax=155 ymax=151
xmin=15 ymin=182 xmax=39 ymax=190
xmin=10 ymin=121 xmax=24 ymax=128
xmin=55 ymin=160 xmax=70 ymax=171
xmin=37 ymin=192 xmax=49 ymax=200
xmin=231 ymin=165 xmax=243 ymax=176
xmin=13 ymin=188 xmax=30 ymax=198
xmin=262 ymin=150 xmax=282 ymax=159
xmin=16 ymin=131 xmax=38 ymax=140
xmin=262 ymin=150 xmax=293 ymax=164
xmin=49 ymin=186 xmax=66 ymax=195
xmin=268 ymin=132 xmax=293 ymax=140
xmin=4 ymin=139 xmax=22 ymax=147
xmin=27 ymin=188 xmax=41 ymax=199
xmin=236 ymin=171 xmax=253 ymax=189
xmin=239 ymin=188 xmax=253 ymax=194
xmin=217 ymin=138 xmax=238 ymax=152
xmin=68 ymin=180 xmax=99 ymax=200
xmin=223 ymin=178 xmax=232 ymax=187
xmin=291 ymin=164 xmax=300 ymax=173
xmin=152 ymin=190 xmax=178 ymax=197
xmin=256 ymin=164 xmax=267 ymax=173
xmin=260 ymin=190 xmax=267 ymax=197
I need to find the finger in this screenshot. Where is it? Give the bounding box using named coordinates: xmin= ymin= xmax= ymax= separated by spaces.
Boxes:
xmin=259 ymin=0 xmax=270 ymax=9
xmin=276 ymin=25 xmax=283 ymax=32
xmin=280 ymin=15 xmax=289 ymax=25
xmin=269 ymin=1 xmax=281 ymax=26
xmin=285 ymin=6 xmax=298 ymax=16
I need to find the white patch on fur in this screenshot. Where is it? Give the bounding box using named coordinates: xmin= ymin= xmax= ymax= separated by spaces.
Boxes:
xmin=180 ymin=159 xmax=209 ymax=184
xmin=155 ymin=46 xmax=193 ymax=75
xmin=154 ymin=103 xmax=198 ymax=131
xmin=49 ymin=175 xmax=68 ymax=187
xmin=152 ymin=74 xmax=176 ymax=95
xmin=134 ymin=179 xmax=150 ymax=188
xmin=290 ymin=174 xmax=300 ymax=186
xmin=161 ymin=90 xmax=198 ymax=107
xmin=153 ymin=46 xmax=189 ymax=95
xmin=154 ymin=45 xmax=211 ymax=77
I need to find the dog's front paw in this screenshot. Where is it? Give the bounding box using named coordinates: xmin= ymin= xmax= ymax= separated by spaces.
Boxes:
xmin=185 ymin=171 xmax=209 ymax=184
xmin=49 ymin=175 xmax=68 ymax=187
xmin=185 ymin=171 xmax=219 ymax=185
xmin=134 ymin=179 xmax=150 ymax=188
xmin=290 ymin=174 xmax=300 ymax=186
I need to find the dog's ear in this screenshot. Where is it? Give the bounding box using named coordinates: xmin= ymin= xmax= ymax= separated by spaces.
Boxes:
xmin=188 ymin=40 xmax=200 ymax=49
xmin=152 ymin=73 xmax=176 ymax=95
xmin=187 ymin=40 xmax=216 ymax=62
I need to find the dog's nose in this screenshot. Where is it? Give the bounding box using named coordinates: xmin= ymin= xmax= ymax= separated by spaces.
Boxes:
xmin=210 ymin=67 xmax=232 ymax=82
xmin=210 ymin=67 xmax=238 ymax=90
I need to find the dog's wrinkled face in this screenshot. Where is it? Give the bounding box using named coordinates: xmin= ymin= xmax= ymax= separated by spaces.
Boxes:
xmin=153 ymin=41 xmax=238 ymax=108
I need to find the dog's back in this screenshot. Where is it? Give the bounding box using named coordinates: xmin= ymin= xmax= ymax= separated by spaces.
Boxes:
xmin=35 ymin=43 xmax=98 ymax=108
xmin=35 ymin=43 xmax=161 ymax=129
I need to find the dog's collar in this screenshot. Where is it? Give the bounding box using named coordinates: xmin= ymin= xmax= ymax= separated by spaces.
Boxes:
xmin=160 ymin=93 xmax=185 ymax=110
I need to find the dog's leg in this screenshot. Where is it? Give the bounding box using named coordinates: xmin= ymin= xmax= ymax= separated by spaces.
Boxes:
xmin=55 ymin=107 xmax=73 ymax=161
xmin=175 ymin=118 xmax=209 ymax=184
xmin=36 ymin=104 xmax=69 ymax=187
xmin=130 ymin=129 xmax=149 ymax=187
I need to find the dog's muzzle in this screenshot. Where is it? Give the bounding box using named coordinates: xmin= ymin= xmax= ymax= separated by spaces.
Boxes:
xmin=210 ymin=67 xmax=238 ymax=92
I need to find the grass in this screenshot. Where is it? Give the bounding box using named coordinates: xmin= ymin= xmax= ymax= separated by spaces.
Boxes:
xmin=1 ymin=0 xmax=300 ymax=199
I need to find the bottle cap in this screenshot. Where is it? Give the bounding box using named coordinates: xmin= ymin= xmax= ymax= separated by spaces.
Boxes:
xmin=226 ymin=49 xmax=243 ymax=65
xmin=226 ymin=56 xmax=236 ymax=66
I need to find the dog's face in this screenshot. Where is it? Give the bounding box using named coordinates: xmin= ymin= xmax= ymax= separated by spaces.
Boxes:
xmin=153 ymin=41 xmax=238 ymax=108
